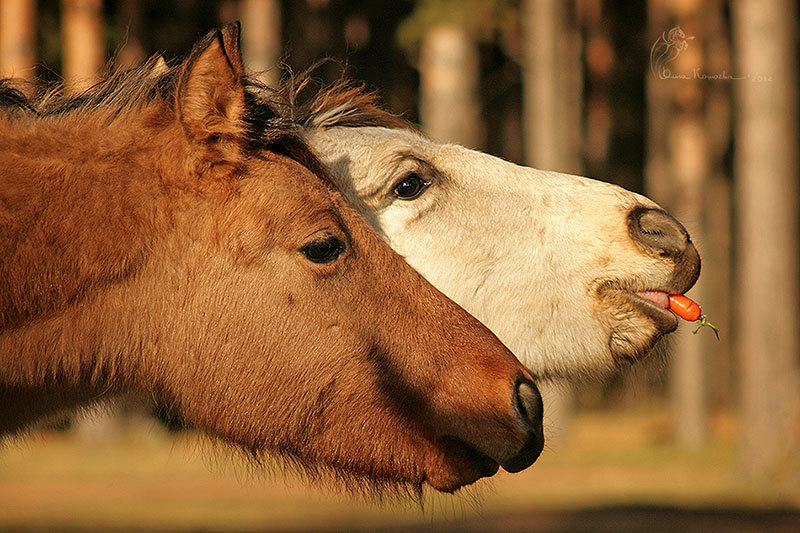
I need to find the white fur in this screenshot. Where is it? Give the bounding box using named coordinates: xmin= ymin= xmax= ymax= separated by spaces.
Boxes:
xmin=304 ymin=126 xmax=679 ymax=379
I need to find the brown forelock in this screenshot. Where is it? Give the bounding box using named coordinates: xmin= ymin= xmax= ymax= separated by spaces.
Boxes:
xmin=244 ymin=67 xmax=417 ymax=132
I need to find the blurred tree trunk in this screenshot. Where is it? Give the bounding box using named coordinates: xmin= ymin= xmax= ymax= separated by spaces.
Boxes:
xmin=522 ymin=0 xmax=557 ymax=165
xmin=583 ymin=0 xmax=613 ymax=177
xmin=560 ymin=1 xmax=583 ymax=177
xmin=522 ymin=0 xmax=583 ymax=441
xmin=668 ymin=0 xmax=710 ymax=448
xmin=116 ymin=0 xmax=145 ymax=70
xmin=61 ymin=0 xmax=104 ymax=93
xmin=732 ymin=0 xmax=800 ymax=482
xmin=645 ymin=0 xmax=672 ymax=207
xmin=419 ymin=24 xmax=481 ymax=148
xmin=701 ymin=0 xmax=733 ymax=412
xmin=646 ymin=0 xmax=713 ymax=448
xmin=0 ymin=0 xmax=36 ymax=80
xmin=241 ymin=0 xmax=282 ymax=87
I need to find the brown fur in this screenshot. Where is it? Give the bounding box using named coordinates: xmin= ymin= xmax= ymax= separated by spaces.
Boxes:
xmin=0 ymin=23 xmax=543 ymax=494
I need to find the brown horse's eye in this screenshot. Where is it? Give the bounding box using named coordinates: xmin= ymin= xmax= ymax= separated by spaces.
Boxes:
xmin=392 ymin=173 xmax=429 ymax=200
xmin=300 ymin=236 xmax=345 ymax=264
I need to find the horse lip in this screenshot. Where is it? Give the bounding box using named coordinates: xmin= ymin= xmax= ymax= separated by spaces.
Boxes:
xmin=436 ymin=436 xmax=500 ymax=482
xmin=628 ymin=290 xmax=679 ymax=333
xmin=453 ymin=438 xmax=500 ymax=478
xmin=500 ymin=431 xmax=544 ymax=473
xmin=476 ymin=454 xmax=501 ymax=478
xmin=596 ymin=281 xmax=680 ymax=334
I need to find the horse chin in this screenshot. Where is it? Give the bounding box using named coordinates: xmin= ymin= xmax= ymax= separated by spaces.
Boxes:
xmin=596 ymin=283 xmax=679 ymax=363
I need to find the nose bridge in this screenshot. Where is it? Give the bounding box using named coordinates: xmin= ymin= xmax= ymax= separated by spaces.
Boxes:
xmin=433 ymin=319 xmax=528 ymax=419
xmin=627 ymin=206 xmax=691 ymax=258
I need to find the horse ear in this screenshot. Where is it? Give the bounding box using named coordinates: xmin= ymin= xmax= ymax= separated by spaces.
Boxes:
xmin=178 ymin=23 xmax=245 ymax=143
xmin=220 ymin=21 xmax=244 ymax=75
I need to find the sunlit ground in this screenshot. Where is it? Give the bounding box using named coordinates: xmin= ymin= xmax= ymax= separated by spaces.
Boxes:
xmin=1 ymin=408 xmax=798 ymax=533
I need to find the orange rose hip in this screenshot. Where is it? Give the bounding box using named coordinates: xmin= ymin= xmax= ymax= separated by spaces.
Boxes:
xmin=668 ymin=294 xmax=702 ymax=322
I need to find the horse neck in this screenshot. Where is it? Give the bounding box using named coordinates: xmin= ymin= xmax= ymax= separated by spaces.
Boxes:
xmin=0 ymin=111 xmax=176 ymax=330
xmin=0 ymin=292 xmax=144 ymax=435
xmin=0 ymin=112 xmax=180 ymax=425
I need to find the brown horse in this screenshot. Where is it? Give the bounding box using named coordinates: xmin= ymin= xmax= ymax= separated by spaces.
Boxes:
xmin=0 ymin=24 xmax=543 ymax=494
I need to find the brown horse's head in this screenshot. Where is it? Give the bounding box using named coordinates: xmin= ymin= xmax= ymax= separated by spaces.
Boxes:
xmin=0 ymin=24 xmax=542 ymax=494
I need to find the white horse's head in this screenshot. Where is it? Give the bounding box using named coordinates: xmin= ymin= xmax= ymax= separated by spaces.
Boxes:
xmin=275 ymin=82 xmax=700 ymax=379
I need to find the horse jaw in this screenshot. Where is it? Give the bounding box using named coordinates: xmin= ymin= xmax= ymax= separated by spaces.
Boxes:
xmin=304 ymin=126 xmax=698 ymax=380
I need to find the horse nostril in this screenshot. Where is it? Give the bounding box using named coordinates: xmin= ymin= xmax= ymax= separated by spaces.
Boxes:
xmin=628 ymin=207 xmax=690 ymax=259
xmin=514 ymin=377 xmax=543 ymax=433
xmin=503 ymin=377 xmax=545 ymax=473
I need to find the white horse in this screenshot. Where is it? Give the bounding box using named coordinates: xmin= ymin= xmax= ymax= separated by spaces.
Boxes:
xmin=264 ymin=81 xmax=700 ymax=380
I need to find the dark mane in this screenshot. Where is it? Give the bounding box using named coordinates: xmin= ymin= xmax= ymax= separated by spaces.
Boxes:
xmin=0 ymin=56 xmax=180 ymax=121
xmin=0 ymin=79 xmax=36 ymax=113
xmin=245 ymin=71 xmax=418 ymax=133
xmin=2 ymin=57 xmax=413 ymax=160
xmin=37 ymin=56 xmax=180 ymax=119
xmin=0 ymin=53 xmax=336 ymax=186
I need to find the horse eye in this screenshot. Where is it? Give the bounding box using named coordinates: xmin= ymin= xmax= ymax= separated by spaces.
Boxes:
xmin=392 ymin=173 xmax=429 ymax=200
xmin=300 ymin=236 xmax=345 ymax=264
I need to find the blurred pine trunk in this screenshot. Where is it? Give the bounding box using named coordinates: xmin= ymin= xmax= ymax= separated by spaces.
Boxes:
xmin=61 ymin=0 xmax=104 ymax=93
xmin=241 ymin=0 xmax=282 ymax=87
xmin=645 ymin=0 xmax=671 ymax=208
xmin=701 ymin=0 xmax=733 ymax=415
xmin=116 ymin=0 xmax=145 ymax=70
xmin=646 ymin=0 xmax=729 ymax=448
xmin=668 ymin=0 xmax=711 ymax=448
xmin=583 ymin=0 xmax=613 ymax=180
xmin=522 ymin=0 xmax=583 ymax=174
xmin=419 ymin=24 xmax=482 ymax=149
xmin=0 ymin=0 xmax=37 ymax=80
xmin=732 ymin=0 xmax=800 ymax=483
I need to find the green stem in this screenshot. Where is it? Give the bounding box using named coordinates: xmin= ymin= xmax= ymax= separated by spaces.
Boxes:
xmin=692 ymin=314 xmax=720 ymax=340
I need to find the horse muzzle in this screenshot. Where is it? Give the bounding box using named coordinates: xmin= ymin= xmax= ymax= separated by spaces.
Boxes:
xmin=425 ymin=375 xmax=545 ymax=492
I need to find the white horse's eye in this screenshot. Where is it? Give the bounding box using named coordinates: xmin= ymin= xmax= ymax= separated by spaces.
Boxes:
xmin=392 ymin=172 xmax=429 ymax=200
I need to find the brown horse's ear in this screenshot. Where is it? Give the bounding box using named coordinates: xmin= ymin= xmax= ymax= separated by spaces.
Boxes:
xmin=220 ymin=21 xmax=244 ymax=76
xmin=178 ymin=23 xmax=245 ymax=143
